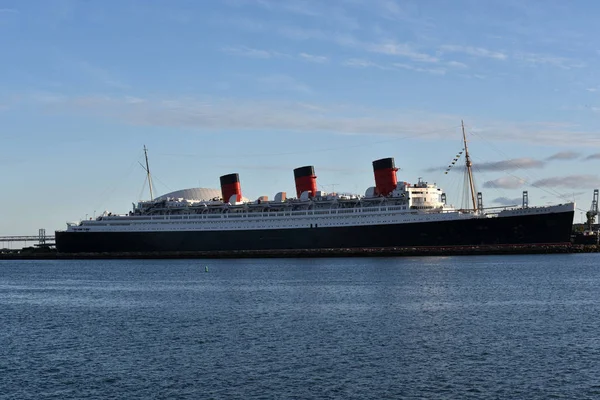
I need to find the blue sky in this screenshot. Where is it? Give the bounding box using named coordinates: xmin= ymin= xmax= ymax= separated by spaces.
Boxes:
xmin=2 ymin=0 xmax=600 ymax=235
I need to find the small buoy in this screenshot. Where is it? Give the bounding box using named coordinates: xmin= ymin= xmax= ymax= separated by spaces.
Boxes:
xmin=205 ymin=266 xmax=209 ymax=272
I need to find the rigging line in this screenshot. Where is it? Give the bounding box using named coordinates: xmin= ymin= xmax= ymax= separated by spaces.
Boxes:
xmin=138 ymin=175 xmax=149 ymax=201
xmin=471 ymin=165 xmax=512 ymax=203
xmin=93 ymin=149 xmax=144 ymax=212
xmin=470 ymin=154 xmax=588 ymax=211
xmin=467 ymin=129 xmax=568 ymax=199
xmin=156 ymin=125 xmax=463 ymax=159
xmin=470 ymin=153 xmax=567 ymax=200
xmin=151 ymin=173 xmax=173 ymax=195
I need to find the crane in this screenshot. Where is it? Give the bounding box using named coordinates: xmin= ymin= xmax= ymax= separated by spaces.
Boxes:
xmin=585 ymin=189 xmax=599 ymax=232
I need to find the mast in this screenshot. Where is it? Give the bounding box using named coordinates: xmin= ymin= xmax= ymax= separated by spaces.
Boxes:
xmin=143 ymin=145 xmax=154 ymax=201
xmin=462 ymin=120 xmax=477 ymax=212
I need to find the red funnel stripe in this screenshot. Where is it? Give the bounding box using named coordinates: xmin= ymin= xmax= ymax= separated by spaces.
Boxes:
xmin=372 ymin=158 xmax=398 ymax=196
xmin=293 ymin=166 xmax=317 ymax=198
xmin=220 ymin=173 xmax=242 ymax=203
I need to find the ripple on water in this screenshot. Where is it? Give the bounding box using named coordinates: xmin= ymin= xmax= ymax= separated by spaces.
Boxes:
xmin=1 ymin=254 xmax=600 ymax=399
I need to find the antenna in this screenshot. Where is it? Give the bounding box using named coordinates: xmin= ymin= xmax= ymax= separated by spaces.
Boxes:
xmin=462 ymin=120 xmax=477 ymax=212
xmin=141 ymin=145 xmax=154 ymax=201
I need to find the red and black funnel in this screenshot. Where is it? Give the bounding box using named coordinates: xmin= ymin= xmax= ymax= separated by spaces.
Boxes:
xmin=372 ymin=157 xmax=398 ymax=196
xmin=220 ymin=173 xmax=242 ymax=203
xmin=293 ymin=165 xmax=317 ymax=198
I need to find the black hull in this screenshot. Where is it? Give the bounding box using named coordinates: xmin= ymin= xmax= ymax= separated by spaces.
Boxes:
xmin=55 ymin=211 xmax=575 ymax=254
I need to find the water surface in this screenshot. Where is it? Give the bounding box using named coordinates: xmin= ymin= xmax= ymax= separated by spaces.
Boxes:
xmin=2 ymin=254 xmax=600 ymax=399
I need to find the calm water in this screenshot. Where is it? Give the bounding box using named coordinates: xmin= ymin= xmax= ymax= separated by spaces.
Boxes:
xmin=1 ymin=254 xmax=600 ymax=399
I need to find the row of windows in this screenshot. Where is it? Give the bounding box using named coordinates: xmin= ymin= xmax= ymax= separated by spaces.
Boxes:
xmin=128 ymin=206 xmax=412 ymax=220
xmin=127 ymin=206 xmax=406 ymax=221
xmin=98 ymin=214 xmax=421 ymax=227
xmin=91 ymin=216 xmax=446 ymax=232
xmin=91 ymin=214 xmax=456 ymax=230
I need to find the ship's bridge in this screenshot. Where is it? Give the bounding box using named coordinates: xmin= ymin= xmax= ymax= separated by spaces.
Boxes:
xmin=398 ymin=179 xmax=445 ymax=210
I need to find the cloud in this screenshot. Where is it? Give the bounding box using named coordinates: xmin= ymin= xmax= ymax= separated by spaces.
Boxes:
xmin=298 ymin=52 xmax=328 ymax=63
xmin=546 ymin=151 xmax=580 ymax=161
xmin=439 ymin=45 xmax=507 ymax=60
xmin=367 ymin=42 xmax=438 ymax=62
xmin=276 ymin=25 xmax=440 ymax=64
xmin=585 ymin=153 xmax=600 ymax=160
xmin=393 ymin=63 xmax=446 ymax=75
xmin=492 ymin=197 xmax=523 ymax=206
xmin=17 ymin=93 xmax=600 ymax=147
xmin=25 ymin=93 xmax=463 ymax=137
xmin=221 ymin=46 xmax=273 ymax=58
xmin=515 ymin=53 xmax=585 ymax=69
xmin=342 ymin=58 xmax=390 ymax=69
xmin=474 ymin=158 xmax=545 ymax=172
xmin=532 ymin=175 xmax=600 ymax=189
xmin=214 ymin=164 xmax=363 ymax=173
xmin=586 ymin=88 xmax=598 ymax=93
xmin=342 ymin=59 xmax=445 ymax=74
xmin=483 ymin=177 xmax=526 ymax=189
xmin=0 ymin=8 xmax=19 ymax=13
xmin=447 ymin=61 xmax=468 ymax=69
xmin=222 ymin=47 xmax=328 ymax=64
xmin=471 ymin=121 xmax=600 ymax=147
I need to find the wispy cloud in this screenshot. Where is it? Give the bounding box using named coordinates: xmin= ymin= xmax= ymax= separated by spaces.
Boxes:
xmin=515 ymin=52 xmax=585 ymax=69
xmin=393 ymin=63 xmax=446 ymax=75
xmin=342 ymin=58 xmax=445 ymax=74
xmin=585 ymin=153 xmax=600 ymax=160
xmin=222 ymin=46 xmax=273 ymax=58
xmin=222 ymin=46 xmax=328 ymax=64
xmin=0 ymin=8 xmax=19 ymax=13
xmin=492 ymin=197 xmax=523 ymax=206
xmin=472 ymin=121 xmax=600 ymax=147
xmin=298 ymin=52 xmax=328 ymax=63
xmin=367 ymin=42 xmax=438 ymax=62
xmin=342 ymin=58 xmax=385 ymax=69
xmin=546 ymin=151 xmax=580 ymax=161
xmin=22 ymin=93 xmax=461 ymax=136
xmin=214 ymin=164 xmax=363 ymax=173
xmin=483 ymin=176 xmax=526 ymax=189
xmin=17 ymin=93 xmax=600 ymax=147
xmin=439 ymin=45 xmax=507 ymax=60
xmin=474 ymin=158 xmax=545 ymax=172
xmin=274 ymin=25 xmax=441 ymax=65
xmin=532 ymin=175 xmax=600 ymax=189
xmin=447 ymin=61 xmax=468 ymax=69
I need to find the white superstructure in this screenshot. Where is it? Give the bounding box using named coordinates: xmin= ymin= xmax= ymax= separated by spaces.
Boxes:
xmin=66 ymin=178 xmax=574 ymax=233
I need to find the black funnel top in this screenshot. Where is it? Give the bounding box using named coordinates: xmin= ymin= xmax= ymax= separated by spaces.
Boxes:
xmin=219 ymin=173 xmax=240 ymax=185
xmin=372 ymin=158 xmax=395 ymax=170
xmin=293 ymin=165 xmax=315 ymax=179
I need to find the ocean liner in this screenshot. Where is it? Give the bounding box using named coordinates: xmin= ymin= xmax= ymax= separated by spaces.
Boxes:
xmin=55 ymin=124 xmax=575 ymax=254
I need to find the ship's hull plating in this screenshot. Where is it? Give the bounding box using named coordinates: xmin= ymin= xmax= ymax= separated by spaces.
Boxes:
xmin=55 ymin=210 xmax=575 ymax=253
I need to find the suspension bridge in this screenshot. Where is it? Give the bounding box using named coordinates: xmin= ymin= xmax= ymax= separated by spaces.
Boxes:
xmin=0 ymin=229 xmax=55 ymax=247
